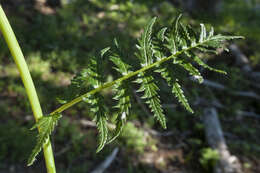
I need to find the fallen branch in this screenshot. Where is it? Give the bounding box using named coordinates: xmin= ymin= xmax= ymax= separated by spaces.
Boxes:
xmin=229 ymin=44 xmax=260 ymax=82
xmin=79 ymin=119 xmax=116 ymax=129
xmin=201 ymin=79 xmax=260 ymax=100
xmin=90 ymin=147 xmax=119 ymax=173
xmin=232 ymin=91 xmax=260 ymax=100
xmin=236 ymin=110 xmax=260 ymax=120
xmin=203 ymin=79 xmax=226 ymax=90
xmin=193 ymin=97 xmax=224 ymax=109
xmin=229 ymin=44 xmax=251 ymax=72
xmin=203 ymin=107 xmax=242 ymax=173
xmin=147 ymin=129 xmax=174 ymax=137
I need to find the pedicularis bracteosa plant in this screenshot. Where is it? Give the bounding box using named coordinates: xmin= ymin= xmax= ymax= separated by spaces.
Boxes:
xmin=0 ymin=5 xmax=243 ymax=173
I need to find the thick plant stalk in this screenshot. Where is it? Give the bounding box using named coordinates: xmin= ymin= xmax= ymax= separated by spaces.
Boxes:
xmin=0 ymin=5 xmax=56 ymax=173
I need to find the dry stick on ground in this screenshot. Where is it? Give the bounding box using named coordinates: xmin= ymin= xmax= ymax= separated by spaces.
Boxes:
xmin=90 ymin=147 xmax=119 ymax=173
xmin=194 ymin=97 xmax=224 ymax=109
xmin=236 ymin=110 xmax=260 ymax=120
xmin=79 ymin=119 xmax=116 ymax=129
xmin=203 ymin=107 xmax=242 ymax=173
xmin=202 ymin=79 xmax=260 ymax=100
xmin=232 ymin=91 xmax=260 ymax=100
xmin=147 ymin=129 xmax=174 ymax=137
xmin=229 ymin=44 xmax=252 ymax=72
xmin=202 ymin=79 xmax=226 ymax=90
xmin=229 ymin=44 xmax=260 ymax=82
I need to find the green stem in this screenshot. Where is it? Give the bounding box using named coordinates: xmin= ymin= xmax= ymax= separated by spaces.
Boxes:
xmin=0 ymin=5 xmax=56 ymax=173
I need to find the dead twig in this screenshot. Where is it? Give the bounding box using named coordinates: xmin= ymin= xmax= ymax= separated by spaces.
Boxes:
xmin=232 ymin=91 xmax=260 ymax=100
xmin=236 ymin=110 xmax=260 ymax=120
xmin=229 ymin=44 xmax=260 ymax=83
xmin=79 ymin=119 xmax=116 ymax=129
xmin=201 ymin=79 xmax=260 ymax=100
xmin=194 ymin=97 xmax=225 ymax=109
xmin=146 ymin=129 xmax=174 ymax=137
xmin=229 ymin=44 xmax=251 ymax=72
xmin=90 ymin=147 xmax=119 ymax=173
xmin=202 ymin=79 xmax=226 ymax=90
xmin=203 ymin=107 xmax=242 ymax=173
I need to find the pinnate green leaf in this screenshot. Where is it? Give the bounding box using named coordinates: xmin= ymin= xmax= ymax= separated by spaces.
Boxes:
xmin=96 ymin=113 xmax=108 ymax=153
xmin=179 ymin=62 xmax=204 ymax=83
xmin=158 ymin=66 xmax=193 ymax=113
xmin=30 ymin=14 xmax=243 ymax=160
xmin=27 ymin=113 xmax=62 ymax=166
xmin=108 ymin=82 xmax=131 ymax=143
xmin=192 ymin=55 xmax=226 ymax=74
xmin=172 ymin=81 xmax=194 ymax=113
xmin=136 ymin=17 xmax=157 ymax=66
xmin=136 ymin=72 xmax=166 ymax=129
xmin=157 ymin=27 xmax=167 ymax=42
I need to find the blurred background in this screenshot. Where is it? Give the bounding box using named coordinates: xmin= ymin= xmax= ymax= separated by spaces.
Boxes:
xmin=0 ymin=0 xmax=260 ymax=172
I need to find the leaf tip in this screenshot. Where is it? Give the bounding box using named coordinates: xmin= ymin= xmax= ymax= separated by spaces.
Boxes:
xmin=162 ymin=123 xmax=167 ymax=129
xmin=96 ymin=146 xmax=104 ymax=153
xmin=101 ymin=47 xmax=111 ymax=57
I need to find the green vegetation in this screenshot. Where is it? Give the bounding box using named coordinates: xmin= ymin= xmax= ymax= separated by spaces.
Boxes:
xmin=0 ymin=0 xmax=259 ymax=173
xmin=120 ymin=122 xmax=149 ymax=153
xmin=199 ymin=148 xmax=220 ymax=171
xmin=16 ymin=12 xmax=239 ymax=167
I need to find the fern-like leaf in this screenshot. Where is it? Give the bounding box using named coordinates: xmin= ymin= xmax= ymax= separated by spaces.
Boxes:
xmin=165 ymin=14 xmax=182 ymax=54
xmin=108 ymin=39 xmax=132 ymax=143
xmin=189 ymin=52 xmax=226 ymax=74
xmin=110 ymin=39 xmax=132 ymax=75
xmin=30 ymin=15 xmax=243 ymax=161
xmin=179 ymin=61 xmax=204 ymax=83
xmin=157 ymin=66 xmax=193 ymax=113
xmin=157 ymin=27 xmax=167 ymax=42
xmin=172 ymin=80 xmax=193 ymax=113
xmin=197 ymin=25 xmax=243 ymax=51
xmin=108 ymin=83 xmax=130 ymax=143
xmin=83 ymin=48 xmax=110 ymax=152
xmin=136 ymin=72 xmax=167 ymax=129
xmin=27 ymin=113 xmax=62 ymax=166
xmin=135 ymin=17 xmax=166 ymax=129
xmin=96 ymin=111 xmax=108 ymax=153
xmin=84 ymin=93 xmax=109 ymax=152
xmin=136 ymin=17 xmax=156 ymax=67
xmin=153 ymin=27 xmax=168 ymax=60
